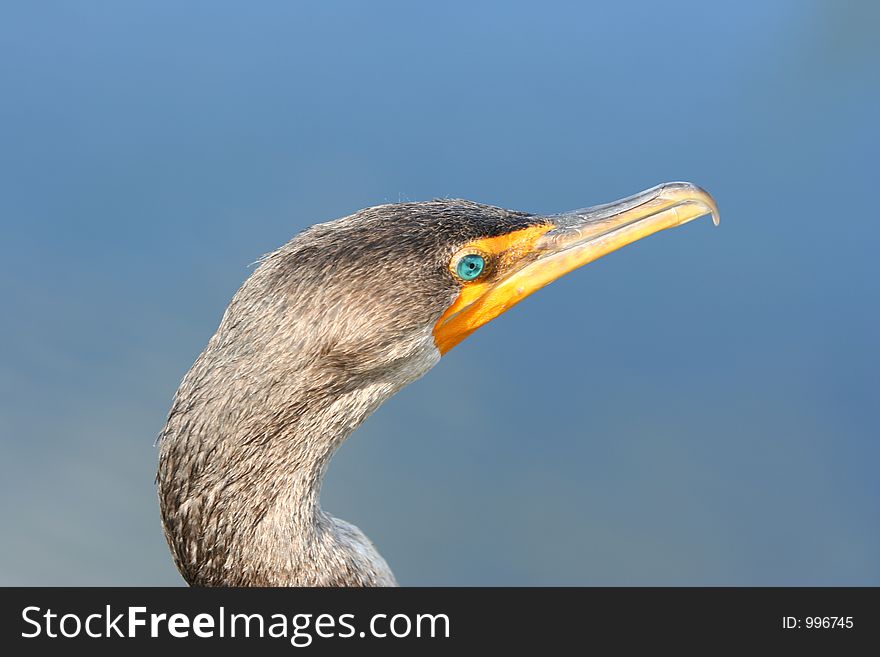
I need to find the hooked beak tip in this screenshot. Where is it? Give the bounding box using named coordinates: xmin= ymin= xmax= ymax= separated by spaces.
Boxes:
xmin=657 ymin=181 xmax=720 ymax=226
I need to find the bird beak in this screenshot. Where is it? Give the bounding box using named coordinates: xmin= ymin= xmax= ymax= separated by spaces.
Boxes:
xmin=433 ymin=181 xmax=719 ymax=354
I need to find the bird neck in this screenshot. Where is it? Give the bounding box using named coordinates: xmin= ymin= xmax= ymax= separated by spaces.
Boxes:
xmin=159 ymin=376 xmax=398 ymax=586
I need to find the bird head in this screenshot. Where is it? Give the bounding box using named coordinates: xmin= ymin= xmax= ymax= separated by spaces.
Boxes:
xmin=226 ymin=182 xmax=718 ymax=401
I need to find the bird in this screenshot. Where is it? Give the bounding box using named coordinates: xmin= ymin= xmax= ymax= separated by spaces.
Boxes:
xmin=156 ymin=181 xmax=719 ymax=586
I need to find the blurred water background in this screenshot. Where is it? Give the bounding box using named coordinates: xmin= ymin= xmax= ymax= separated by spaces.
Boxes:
xmin=1 ymin=1 xmax=878 ymax=585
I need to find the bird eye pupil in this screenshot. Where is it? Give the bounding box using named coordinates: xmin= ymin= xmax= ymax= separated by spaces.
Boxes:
xmin=456 ymin=254 xmax=485 ymax=281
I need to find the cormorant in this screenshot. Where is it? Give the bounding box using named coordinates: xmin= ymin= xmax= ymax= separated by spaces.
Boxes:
xmin=157 ymin=181 xmax=719 ymax=586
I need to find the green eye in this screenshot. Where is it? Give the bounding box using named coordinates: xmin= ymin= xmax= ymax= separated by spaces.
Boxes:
xmin=455 ymin=253 xmax=486 ymax=281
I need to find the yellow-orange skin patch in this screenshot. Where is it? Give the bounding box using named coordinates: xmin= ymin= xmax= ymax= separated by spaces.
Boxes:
xmin=433 ymin=224 xmax=553 ymax=354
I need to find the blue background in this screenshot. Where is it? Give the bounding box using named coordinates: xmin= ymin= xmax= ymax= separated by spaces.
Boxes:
xmin=2 ymin=1 xmax=878 ymax=585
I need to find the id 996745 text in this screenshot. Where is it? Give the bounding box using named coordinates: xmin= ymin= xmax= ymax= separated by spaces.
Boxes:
xmin=782 ymin=616 xmax=854 ymax=629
